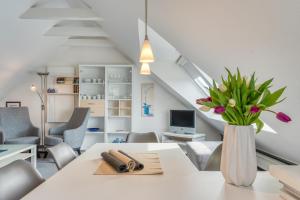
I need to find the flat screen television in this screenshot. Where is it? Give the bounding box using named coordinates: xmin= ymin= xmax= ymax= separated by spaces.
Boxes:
xmin=169 ymin=110 xmax=195 ymax=134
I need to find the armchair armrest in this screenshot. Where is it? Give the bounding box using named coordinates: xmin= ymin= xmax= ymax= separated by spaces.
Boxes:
xmin=49 ymin=124 xmax=68 ymax=135
xmin=63 ymin=128 xmax=86 ymax=149
xmin=0 ymin=130 xmax=4 ymax=144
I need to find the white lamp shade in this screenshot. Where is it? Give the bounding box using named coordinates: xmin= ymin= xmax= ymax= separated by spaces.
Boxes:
xmin=140 ymin=63 xmax=151 ymax=75
xmin=30 ymin=85 xmax=37 ymax=92
xmin=139 ymin=37 xmax=154 ymax=63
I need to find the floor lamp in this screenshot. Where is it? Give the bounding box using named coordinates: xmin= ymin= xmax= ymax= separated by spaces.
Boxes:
xmin=31 ymin=72 xmax=49 ymax=153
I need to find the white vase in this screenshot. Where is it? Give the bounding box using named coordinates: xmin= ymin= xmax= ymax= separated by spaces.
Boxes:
xmin=220 ymin=124 xmax=257 ymax=186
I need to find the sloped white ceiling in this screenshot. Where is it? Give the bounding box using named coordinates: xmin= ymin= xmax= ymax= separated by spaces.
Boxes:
xmin=0 ymin=0 xmax=67 ymax=97
xmin=85 ymin=0 xmax=300 ymax=163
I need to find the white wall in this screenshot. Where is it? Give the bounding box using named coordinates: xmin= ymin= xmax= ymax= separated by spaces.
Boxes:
xmin=1 ymin=46 xmax=219 ymax=140
xmin=131 ymin=66 xmax=220 ymax=139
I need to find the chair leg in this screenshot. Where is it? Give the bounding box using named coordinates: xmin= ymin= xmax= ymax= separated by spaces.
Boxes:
xmin=75 ymin=148 xmax=81 ymax=155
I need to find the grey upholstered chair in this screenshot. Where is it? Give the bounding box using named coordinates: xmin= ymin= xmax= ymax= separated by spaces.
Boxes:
xmin=126 ymin=132 xmax=159 ymax=143
xmin=45 ymin=107 xmax=90 ymax=154
xmin=0 ymin=107 xmax=40 ymax=144
xmin=204 ymin=143 xmax=222 ymax=171
xmin=0 ymin=160 xmax=44 ymax=200
xmin=48 ymin=143 xmax=77 ymax=170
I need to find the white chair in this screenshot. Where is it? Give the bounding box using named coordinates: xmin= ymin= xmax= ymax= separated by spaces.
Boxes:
xmin=48 ymin=143 xmax=77 ymax=170
xmin=126 ymin=132 xmax=159 ymax=143
xmin=0 ymin=160 xmax=44 ymax=200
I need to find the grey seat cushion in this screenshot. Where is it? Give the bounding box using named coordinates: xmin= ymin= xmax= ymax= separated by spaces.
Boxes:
xmin=5 ymin=136 xmax=40 ymax=144
xmin=45 ymin=135 xmax=63 ymax=146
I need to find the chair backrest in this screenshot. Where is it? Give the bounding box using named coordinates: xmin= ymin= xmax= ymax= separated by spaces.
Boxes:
xmin=0 ymin=160 xmax=44 ymax=200
xmin=0 ymin=107 xmax=34 ymax=139
xmin=204 ymin=143 xmax=222 ymax=171
xmin=66 ymin=107 xmax=90 ymax=130
xmin=126 ymin=132 xmax=159 ymax=143
xmin=48 ymin=143 xmax=77 ymax=170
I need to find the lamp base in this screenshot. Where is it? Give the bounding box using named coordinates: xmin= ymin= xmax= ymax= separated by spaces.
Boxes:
xmin=37 ymin=145 xmax=48 ymax=159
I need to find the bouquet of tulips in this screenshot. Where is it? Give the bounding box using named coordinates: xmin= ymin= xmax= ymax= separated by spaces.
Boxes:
xmin=196 ymin=68 xmax=291 ymax=133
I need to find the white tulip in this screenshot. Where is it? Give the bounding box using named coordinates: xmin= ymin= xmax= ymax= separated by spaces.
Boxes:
xmin=219 ymin=84 xmax=227 ymax=92
xmin=228 ymin=99 xmax=236 ymax=107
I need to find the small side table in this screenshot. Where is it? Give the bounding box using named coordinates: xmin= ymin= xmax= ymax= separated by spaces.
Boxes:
xmin=161 ymin=132 xmax=206 ymax=153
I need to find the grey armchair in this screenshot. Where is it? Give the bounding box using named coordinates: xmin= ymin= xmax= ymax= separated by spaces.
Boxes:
xmin=45 ymin=108 xmax=90 ymax=154
xmin=0 ymin=107 xmax=40 ymax=145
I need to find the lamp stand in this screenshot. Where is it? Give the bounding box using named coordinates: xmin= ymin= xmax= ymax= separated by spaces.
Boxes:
xmin=37 ymin=72 xmax=49 ymax=157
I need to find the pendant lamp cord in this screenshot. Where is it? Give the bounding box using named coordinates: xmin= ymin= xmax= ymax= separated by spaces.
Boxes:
xmin=145 ymin=0 xmax=148 ymax=38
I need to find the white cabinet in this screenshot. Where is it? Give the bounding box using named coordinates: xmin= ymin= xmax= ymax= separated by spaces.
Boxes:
xmin=78 ymin=65 xmax=132 ymax=146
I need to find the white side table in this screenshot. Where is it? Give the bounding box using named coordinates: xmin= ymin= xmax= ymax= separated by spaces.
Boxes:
xmin=0 ymin=144 xmax=37 ymax=168
xmin=161 ymin=132 xmax=206 ymax=153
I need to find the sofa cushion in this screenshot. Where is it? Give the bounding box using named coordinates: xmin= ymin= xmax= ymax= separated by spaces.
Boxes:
xmin=5 ymin=136 xmax=40 ymax=144
xmin=45 ymin=135 xmax=63 ymax=146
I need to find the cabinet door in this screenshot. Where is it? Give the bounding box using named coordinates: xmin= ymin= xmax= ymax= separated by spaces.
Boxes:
xmin=80 ymin=100 xmax=105 ymax=117
xmin=47 ymin=95 xmax=74 ymax=122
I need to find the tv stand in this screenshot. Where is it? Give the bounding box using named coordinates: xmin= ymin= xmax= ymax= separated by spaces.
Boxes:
xmin=162 ymin=132 xmax=206 ymax=152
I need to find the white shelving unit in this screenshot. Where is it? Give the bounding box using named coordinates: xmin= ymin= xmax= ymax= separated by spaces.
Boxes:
xmin=78 ymin=65 xmax=132 ymax=147
xmin=47 ymin=67 xmax=79 ymax=123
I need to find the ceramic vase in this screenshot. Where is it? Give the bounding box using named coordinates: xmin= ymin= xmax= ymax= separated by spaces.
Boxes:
xmin=220 ymin=124 xmax=257 ymax=186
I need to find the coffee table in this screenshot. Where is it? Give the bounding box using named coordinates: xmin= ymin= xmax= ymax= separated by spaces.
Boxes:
xmin=0 ymin=144 xmax=37 ymax=168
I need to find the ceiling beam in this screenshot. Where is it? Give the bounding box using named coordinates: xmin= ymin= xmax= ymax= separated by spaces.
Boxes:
xmin=20 ymin=8 xmax=103 ymax=21
xmin=63 ymin=38 xmax=114 ymax=47
xmin=44 ymin=26 xmax=108 ymax=37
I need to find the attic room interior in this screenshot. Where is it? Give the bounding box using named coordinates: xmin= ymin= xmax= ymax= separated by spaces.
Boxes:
xmin=0 ymin=0 xmax=299 ymax=199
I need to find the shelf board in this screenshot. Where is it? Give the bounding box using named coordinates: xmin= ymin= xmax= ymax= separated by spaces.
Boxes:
xmin=108 ymin=107 xmax=119 ymax=109
xmin=108 ymin=82 xmax=132 ymax=85
xmin=108 ymin=99 xmax=132 ymax=101
xmin=107 ymin=131 xmax=130 ymax=135
xmin=109 ymin=116 xmax=131 ymax=118
xmin=86 ymin=131 xmax=104 ymax=134
xmin=47 ymin=93 xmax=79 ymax=95
xmin=120 ymin=107 xmax=131 ymax=109
xmin=56 ymin=83 xmax=79 ymax=85
xmin=81 ymin=83 xmax=105 ymax=85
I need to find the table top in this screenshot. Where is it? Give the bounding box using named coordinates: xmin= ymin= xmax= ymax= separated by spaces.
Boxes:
xmin=0 ymin=144 xmax=35 ymax=160
xmin=23 ymin=143 xmax=282 ymax=200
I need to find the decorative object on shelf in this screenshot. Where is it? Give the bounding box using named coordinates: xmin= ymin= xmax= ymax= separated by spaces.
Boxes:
xmin=56 ymin=77 xmax=65 ymax=84
xmin=139 ymin=0 xmax=154 ymax=75
xmin=5 ymin=101 xmax=21 ymax=107
xmin=47 ymin=88 xmax=56 ymax=93
xmin=141 ymin=83 xmax=154 ymax=117
xmin=87 ymin=128 xmax=101 ymax=132
xmin=196 ymin=68 xmax=291 ymax=187
xmin=31 ymin=72 xmax=49 ymax=150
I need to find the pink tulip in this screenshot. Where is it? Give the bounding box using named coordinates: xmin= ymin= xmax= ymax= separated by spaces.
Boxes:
xmin=250 ymin=106 xmax=260 ymax=114
xmin=214 ymin=106 xmax=225 ymax=114
xmin=276 ymin=112 xmax=292 ymax=123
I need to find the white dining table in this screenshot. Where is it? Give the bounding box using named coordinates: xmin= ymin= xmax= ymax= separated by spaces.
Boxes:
xmin=22 ymin=143 xmax=282 ymax=200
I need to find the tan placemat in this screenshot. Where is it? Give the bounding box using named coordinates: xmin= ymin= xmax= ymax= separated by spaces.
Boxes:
xmin=94 ymin=153 xmax=163 ymax=175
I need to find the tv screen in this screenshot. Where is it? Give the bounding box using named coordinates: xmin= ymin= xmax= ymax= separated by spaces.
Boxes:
xmin=170 ymin=110 xmax=195 ymax=128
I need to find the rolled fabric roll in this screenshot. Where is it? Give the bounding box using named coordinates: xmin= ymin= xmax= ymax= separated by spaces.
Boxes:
xmin=118 ymin=150 xmax=144 ymax=171
xmin=101 ymin=152 xmax=128 ymax=173
xmin=109 ymin=150 xmax=136 ymax=171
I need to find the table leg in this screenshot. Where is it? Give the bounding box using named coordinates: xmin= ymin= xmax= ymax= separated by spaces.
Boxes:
xmin=31 ymin=145 xmax=37 ymax=168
